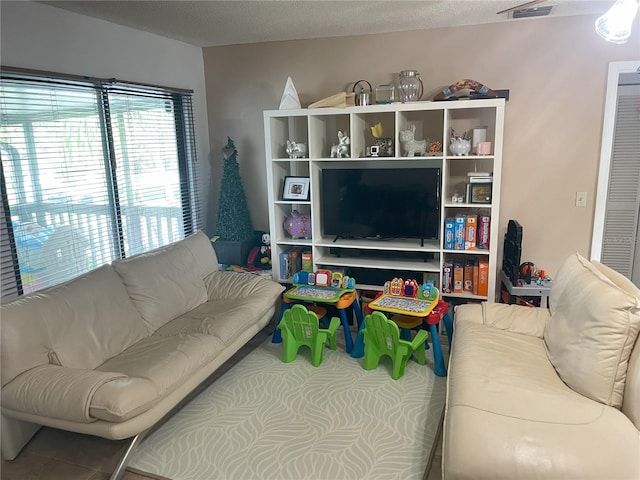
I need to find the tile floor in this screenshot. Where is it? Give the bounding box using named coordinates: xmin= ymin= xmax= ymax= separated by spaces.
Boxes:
xmin=1 ymin=324 xmax=446 ymax=480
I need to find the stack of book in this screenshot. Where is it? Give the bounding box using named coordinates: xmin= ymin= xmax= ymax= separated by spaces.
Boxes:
xmin=442 ymin=259 xmax=489 ymax=296
xmin=279 ymin=248 xmax=313 ymax=280
xmin=444 ymin=214 xmax=490 ymax=251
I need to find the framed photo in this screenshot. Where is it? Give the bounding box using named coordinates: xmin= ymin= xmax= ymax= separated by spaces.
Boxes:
xmin=282 ymin=176 xmax=310 ymax=201
xmin=469 ymin=183 xmax=492 ymax=204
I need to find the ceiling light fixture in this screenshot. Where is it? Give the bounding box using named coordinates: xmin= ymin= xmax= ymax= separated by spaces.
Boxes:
xmin=595 ymin=0 xmax=640 ymax=44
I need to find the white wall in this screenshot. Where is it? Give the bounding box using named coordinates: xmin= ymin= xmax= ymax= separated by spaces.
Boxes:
xmin=1 ymin=1 xmax=212 ymax=233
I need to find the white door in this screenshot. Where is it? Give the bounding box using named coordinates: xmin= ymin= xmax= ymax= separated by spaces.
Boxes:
xmin=592 ymin=62 xmax=640 ymax=285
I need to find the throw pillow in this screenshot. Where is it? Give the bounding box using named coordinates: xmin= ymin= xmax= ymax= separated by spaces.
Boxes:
xmin=544 ymin=252 xmax=640 ymax=408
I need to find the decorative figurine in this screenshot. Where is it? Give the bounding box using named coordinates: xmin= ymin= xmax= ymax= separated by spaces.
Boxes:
xmin=450 ymin=137 xmax=471 ymax=156
xmin=368 ymin=122 xmax=393 ymax=157
xmin=449 ymin=128 xmax=471 ymax=156
xmin=428 ymin=140 xmax=443 ymax=155
xmin=283 ymin=210 xmax=312 ymax=239
xmin=285 ymin=140 xmax=307 ymax=158
xmin=330 ymin=131 xmax=350 ymax=158
xmin=399 ymin=124 xmax=427 ymax=157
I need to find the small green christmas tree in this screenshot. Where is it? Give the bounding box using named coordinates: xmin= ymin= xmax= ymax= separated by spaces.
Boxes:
xmin=215 ymin=137 xmax=253 ymax=241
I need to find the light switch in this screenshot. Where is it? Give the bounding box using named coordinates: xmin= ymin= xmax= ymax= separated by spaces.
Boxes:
xmin=576 ymin=191 xmax=587 ymax=207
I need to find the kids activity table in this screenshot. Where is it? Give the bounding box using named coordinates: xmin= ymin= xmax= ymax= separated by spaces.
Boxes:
xmin=272 ymin=284 xmax=364 ymax=354
xmin=351 ymin=292 xmax=450 ymax=377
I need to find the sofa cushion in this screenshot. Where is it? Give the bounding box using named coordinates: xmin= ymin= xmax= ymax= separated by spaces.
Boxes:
xmin=544 ymin=252 xmax=640 ymax=407
xmin=180 ymin=230 xmax=219 ymax=279
xmin=95 ymin=333 xmax=224 ymax=403
xmin=112 ymin=235 xmax=208 ymax=333
xmin=1 ymin=265 xmax=148 ymax=386
xmin=1 ymin=365 xmax=128 ymax=423
xmin=204 ymin=270 xmax=285 ymax=302
xmin=154 ymin=296 xmax=277 ymax=346
xmin=455 ymin=302 xmax=551 ymax=338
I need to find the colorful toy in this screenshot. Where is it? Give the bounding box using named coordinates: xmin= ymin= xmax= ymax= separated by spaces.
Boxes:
xmin=248 ymin=233 xmax=272 ymax=269
xmin=433 ymin=78 xmax=497 ymax=101
xmin=274 ymin=270 xmax=362 ymax=353
xmin=373 ymin=279 xmax=438 ymax=315
xmin=288 ymin=269 xmax=356 ymax=302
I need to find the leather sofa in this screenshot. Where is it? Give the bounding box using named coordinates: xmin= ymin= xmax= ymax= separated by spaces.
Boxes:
xmin=1 ymin=230 xmax=284 ymax=472
xmin=443 ymin=252 xmax=640 ymax=479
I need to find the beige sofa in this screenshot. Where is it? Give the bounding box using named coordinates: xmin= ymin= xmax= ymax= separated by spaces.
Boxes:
xmin=443 ymin=252 xmax=640 ymax=479
xmin=1 ymin=230 xmax=284 ymax=476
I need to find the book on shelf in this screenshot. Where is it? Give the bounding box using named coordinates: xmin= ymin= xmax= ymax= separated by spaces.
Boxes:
xmin=478 ymin=260 xmax=489 ymax=296
xmin=449 ymin=214 xmax=490 ymax=251
xmin=478 ymin=215 xmax=491 ymax=249
xmin=444 ymin=218 xmax=455 ymax=250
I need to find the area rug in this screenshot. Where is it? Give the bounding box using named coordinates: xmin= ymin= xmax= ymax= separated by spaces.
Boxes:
xmin=128 ymin=332 xmax=447 ymax=480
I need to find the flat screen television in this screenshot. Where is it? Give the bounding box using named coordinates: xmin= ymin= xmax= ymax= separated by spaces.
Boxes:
xmin=321 ymin=167 xmax=441 ymax=241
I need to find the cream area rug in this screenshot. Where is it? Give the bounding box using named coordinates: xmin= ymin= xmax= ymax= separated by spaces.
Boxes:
xmin=128 ymin=332 xmax=447 ymax=480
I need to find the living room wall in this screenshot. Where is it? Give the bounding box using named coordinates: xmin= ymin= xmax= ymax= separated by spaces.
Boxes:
xmin=203 ymin=15 xmax=639 ymax=276
xmin=1 ymin=1 xmax=211 ymax=233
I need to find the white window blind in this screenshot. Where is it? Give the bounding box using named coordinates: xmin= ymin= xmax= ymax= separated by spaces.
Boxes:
xmin=0 ymin=69 xmax=202 ymax=298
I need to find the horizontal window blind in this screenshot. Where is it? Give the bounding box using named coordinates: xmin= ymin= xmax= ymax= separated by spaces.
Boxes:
xmin=1 ymin=173 xmax=21 ymax=300
xmin=0 ymin=69 xmax=201 ymax=298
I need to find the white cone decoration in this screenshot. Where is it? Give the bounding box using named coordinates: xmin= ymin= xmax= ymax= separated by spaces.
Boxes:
xmin=279 ymin=76 xmax=301 ymax=110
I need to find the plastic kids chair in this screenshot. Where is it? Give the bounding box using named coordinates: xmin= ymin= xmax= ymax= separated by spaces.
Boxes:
xmin=277 ymin=304 xmax=340 ymax=366
xmin=361 ymin=311 xmax=428 ymax=379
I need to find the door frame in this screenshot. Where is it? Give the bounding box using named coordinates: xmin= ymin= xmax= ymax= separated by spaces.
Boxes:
xmin=591 ymin=61 xmax=640 ymax=261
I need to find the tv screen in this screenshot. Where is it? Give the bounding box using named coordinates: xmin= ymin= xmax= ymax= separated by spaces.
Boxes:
xmin=321 ymin=167 xmax=441 ymax=240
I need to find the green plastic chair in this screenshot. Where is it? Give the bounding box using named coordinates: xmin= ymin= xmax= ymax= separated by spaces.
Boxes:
xmin=361 ymin=311 xmax=428 ymax=379
xmin=277 ymin=304 xmax=340 ymax=366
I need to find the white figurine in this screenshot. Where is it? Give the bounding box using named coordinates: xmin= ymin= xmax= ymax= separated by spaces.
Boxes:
xmin=399 ymin=124 xmax=427 ymax=157
xmin=330 ymin=131 xmax=350 ymax=158
xmin=285 ymin=140 xmax=307 ymax=158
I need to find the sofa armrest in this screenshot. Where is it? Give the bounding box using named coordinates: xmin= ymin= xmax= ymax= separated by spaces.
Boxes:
xmin=455 ymin=302 xmax=551 ymax=338
xmin=1 ymin=365 xmax=127 ymax=423
xmin=204 ymin=271 xmax=284 ymax=302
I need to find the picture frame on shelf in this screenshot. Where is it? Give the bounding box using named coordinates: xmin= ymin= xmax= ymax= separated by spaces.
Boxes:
xmin=282 ymin=176 xmax=310 ymax=201
xmin=468 ymin=183 xmax=492 ymax=204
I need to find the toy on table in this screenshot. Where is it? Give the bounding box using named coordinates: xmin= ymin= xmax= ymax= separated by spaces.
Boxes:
xmin=287 ymin=269 xmax=356 ymax=303
xmin=372 ymin=278 xmax=439 ymax=315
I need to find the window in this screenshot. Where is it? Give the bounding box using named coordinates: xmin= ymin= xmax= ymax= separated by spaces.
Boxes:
xmin=0 ymin=68 xmax=202 ymax=300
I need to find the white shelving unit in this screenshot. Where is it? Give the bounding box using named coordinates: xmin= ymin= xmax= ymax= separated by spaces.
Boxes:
xmin=264 ymin=99 xmax=504 ymax=302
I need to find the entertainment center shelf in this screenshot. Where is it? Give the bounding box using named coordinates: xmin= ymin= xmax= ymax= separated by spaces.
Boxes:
xmin=264 ymin=98 xmax=504 ymax=302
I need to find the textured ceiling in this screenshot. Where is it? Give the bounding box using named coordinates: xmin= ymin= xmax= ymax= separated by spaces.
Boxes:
xmin=40 ymin=1 xmax=611 ymax=48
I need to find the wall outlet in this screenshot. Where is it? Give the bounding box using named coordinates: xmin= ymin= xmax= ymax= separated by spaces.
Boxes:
xmin=575 ymin=191 xmax=587 ymax=207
